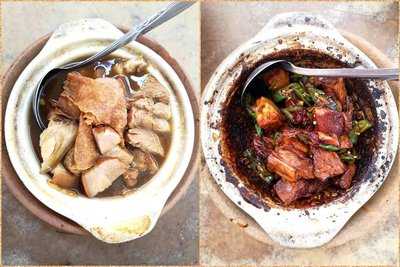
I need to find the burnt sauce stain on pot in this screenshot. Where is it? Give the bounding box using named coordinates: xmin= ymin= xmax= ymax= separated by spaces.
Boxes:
xmin=219 ymin=49 xmax=378 ymax=210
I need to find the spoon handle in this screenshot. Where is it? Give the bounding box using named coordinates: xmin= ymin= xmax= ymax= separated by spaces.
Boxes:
xmin=288 ymin=66 xmax=399 ymax=81
xmin=70 ymin=1 xmax=195 ymax=68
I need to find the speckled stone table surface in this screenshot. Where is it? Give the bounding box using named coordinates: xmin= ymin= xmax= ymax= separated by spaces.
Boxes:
xmin=200 ymin=1 xmax=399 ymax=266
xmin=1 ymin=1 xmax=199 ymax=265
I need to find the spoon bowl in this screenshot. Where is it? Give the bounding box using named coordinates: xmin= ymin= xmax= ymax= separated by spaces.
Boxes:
xmin=240 ymin=59 xmax=398 ymax=105
xmin=32 ymin=1 xmax=195 ymax=131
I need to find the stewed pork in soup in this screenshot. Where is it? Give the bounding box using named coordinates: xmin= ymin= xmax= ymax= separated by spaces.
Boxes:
xmin=222 ymin=50 xmax=375 ymax=207
xmin=38 ymin=56 xmax=172 ymax=197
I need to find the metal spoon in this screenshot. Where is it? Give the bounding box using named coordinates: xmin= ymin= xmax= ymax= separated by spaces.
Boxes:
xmin=241 ymin=59 xmax=399 ymax=104
xmin=32 ymin=1 xmax=195 ymax=130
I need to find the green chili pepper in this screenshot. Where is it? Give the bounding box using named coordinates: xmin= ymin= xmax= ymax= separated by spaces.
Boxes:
xmin=340 ymin=154 xmax=357 ymax=163
xmin=349 ymin=130 xmax=358 ymax=144
xmin=354 ymin=119 xmax=373 ymax=134
xmin=348 ymin=120 xmax=372 ymax=144
xmin=319 ymin=144 xmax=340 ymax=151
xmin=292 ymin=82 xmax=313 ymax=106
xmin=272 ymin=90 xmax=286 ymax=103
xmin=281 ymin=105 xmax=303 ymax=122
xmin=243 ymin=149 xmax=274 ymax=184
xmin=255 ymin=124 xmax=263 ymax=136
xmin=281 ymin=108 xmax=294 ymax=121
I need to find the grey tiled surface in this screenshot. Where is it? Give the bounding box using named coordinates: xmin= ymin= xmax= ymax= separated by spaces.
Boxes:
xmin=1 ymin=1 xmax=199 ymax=265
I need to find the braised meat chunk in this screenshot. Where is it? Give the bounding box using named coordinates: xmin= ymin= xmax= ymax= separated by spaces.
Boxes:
xmin=82 ymin=158 xmax=128 ymax=197
xmin=231 ymin=65 xmax=372 ymax=206
xmin=62 ymin=72 xmax=127 ymax=136
xmin=314 ymin=108 xmax=344 ymax=136
xmin=274 ymin=179 xmax=323 ymax=205
xmin=39 ymin=57 xmax=171 ymax=197
xmin=312 ymin=147 xmax=346 ymax=180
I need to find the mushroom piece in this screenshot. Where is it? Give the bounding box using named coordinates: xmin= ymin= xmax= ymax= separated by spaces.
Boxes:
xmin=82 ymin=157 xmax=128 ymax=197
xmin=39 ymin=119 xmax=78 ymax=173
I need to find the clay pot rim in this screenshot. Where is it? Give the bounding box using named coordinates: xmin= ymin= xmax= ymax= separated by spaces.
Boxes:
xmin=1 ymin=28 xmax=199 ymax=235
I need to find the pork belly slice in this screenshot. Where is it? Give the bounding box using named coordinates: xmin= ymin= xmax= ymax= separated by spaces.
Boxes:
xmin=104 ymin=145 xmax=134 ymax=165
xmin=82 ymin=157 xmax=128 ymax=197
xmin=62 ymin=72 xmax=127 ymax=136
xmin=267 ymin=153 xmax=297 ymax=182
xmin=314 ymin=107 xmax=344 ymax=136
xmin=129 ymin=97 xmax=171 ymax=120
xmin=131 ymin=149 xmax=159 ymax=174
xmin=317 ymin=131 xmax=339 ymax=147
xmin=51 ymin=164 xmax=80 ymax=190
xmin=141 ymin=75 xmax=170 ymax=104
xmin=126 ymin=128 xmax=164 ymax=157
xmin=267 ymin=149 xmax=314 ymax=182
xmin=40 ymin=119 xmax=78 ymax=173
xmin=152 ymin=102 xmax=171 ymax=120
xmin=274 ymin=179 xmax=324 ymax=205
xmin=277 ymin=128 xmax=309 ymax=156
xmin=312 ymin=147 xmax=346 ymax=181
xmin=92 ymin=126 xmax=121 ymax=154
xmin=73 ymin=117 xmax=99 ymax=171
xmin=311 ymin=77 xmax=347 ymax=107
xmin=127 ymin=106 xmax=170 ymax=133
xmin=276 ymin=149 xmax=314 ymax=179
xmin=55 ymin=94 xmax=81 ymax=120
xmin=337 ymin=164 xmax=356 ymax=189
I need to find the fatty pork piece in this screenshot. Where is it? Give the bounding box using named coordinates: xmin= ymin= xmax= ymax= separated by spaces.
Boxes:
xmin=337 ymin=164 xmax=356 ymax=189
xmin=311 ymin=77 xmax=347 ymax=107
xmin=133 ymin=75 xmax=170 ymax=104
xmin=126 ymin=128 xmax=164 ymax=157
xmin=61 ymin=72 xmax=127 ymax=136
xmin=73 ymin=117 xmax=99 ymax=171
xmin=267 ymin=148 xmax=314 ymax=182
xmin=51 ymin=164 xmax=79 ymax=190
xmin=127 ymin=106 xmax=170 ymax=133
xmin=313 ymin=107 xmax=344 ymax=136
xmin=40 ymin=119 xmax=78 ymax=173
xmin=92 ymin=126 xmax=121 ymax=154
xmin=274 ymin=179 xmax=324 ymax=205
xmin=312 ymin=147 xmax=346 ymax=181
xmin=82 ymin=157 xmax=128 ymax=197
xmin=104 ymin=145 xmax=134 ymax=165
xmin=129 ymin=98 xmax=171 ymax=120
xmin=131 ymin=149 xmax=159 ymax=174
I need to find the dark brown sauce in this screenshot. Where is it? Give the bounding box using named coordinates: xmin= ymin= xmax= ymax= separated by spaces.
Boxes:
xmin=31 ymin=56 xmax=171 ymax=197
xmin=221 ymin=49 xmax=377 ymax=208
